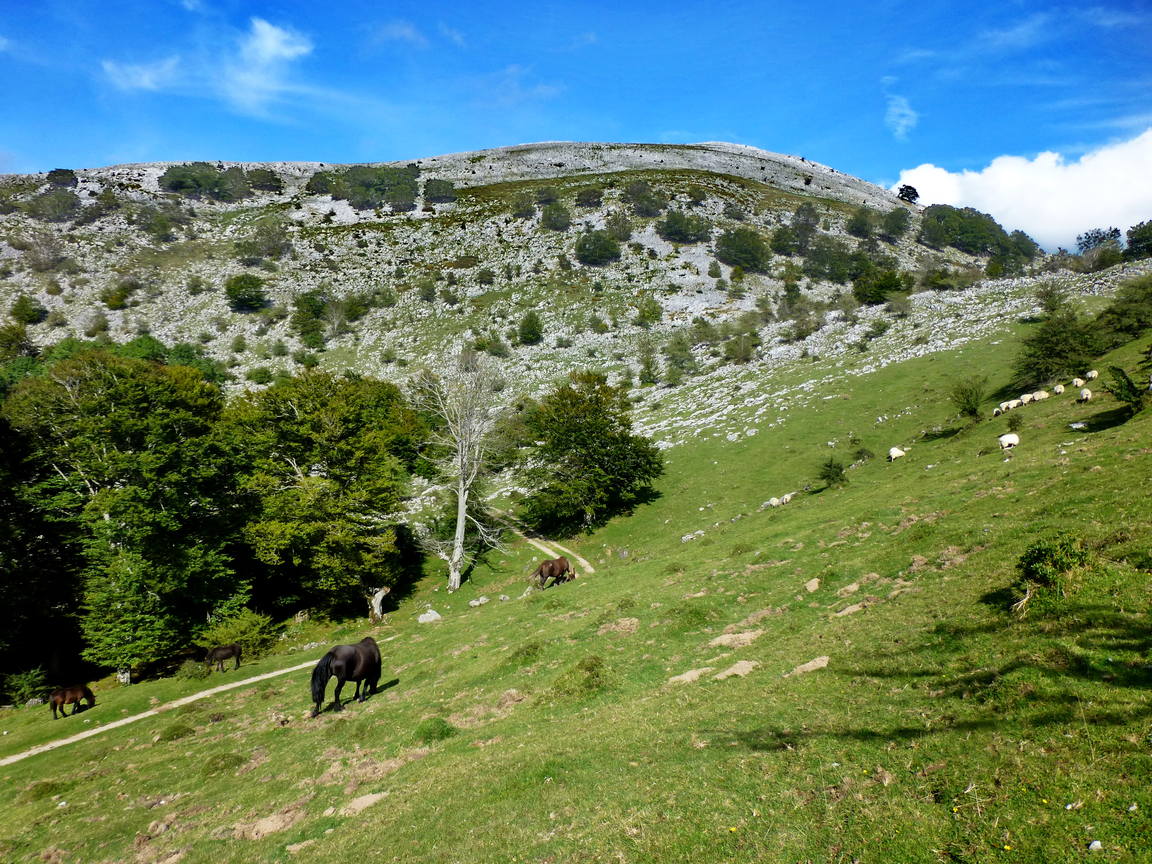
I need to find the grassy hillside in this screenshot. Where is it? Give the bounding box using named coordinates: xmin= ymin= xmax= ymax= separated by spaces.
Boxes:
xmin=2 ymin=310 xmax=1149 ymax=863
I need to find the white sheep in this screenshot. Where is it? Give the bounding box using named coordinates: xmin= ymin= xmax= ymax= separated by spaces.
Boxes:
xmin=1032 ymin=390 xmax=1050 ymax=401
xmin=767 ymin=497 xmax=781 ymax=508
xmin=1019 ymin=393 xmax=1034 ymax=404
xmin=1006 ymin=399 xmax=1022 ymax=410
xmin=998 ymin=433 xmax=1020 ymax=451
xmin=1078 ymin=387 xmax=1092 ymax=403
xmin=1053 ymin=384 xmax=1065 ymax=395
xmin=779 ymin=492 xmax=795 ymax=505
xmin=1071 ymin=377 xmax=1085 ymax=388
xmin=1085 ymin=369 xmax=1099 ymax=380
xmin=888 ymin=447 xmax=906 ymax=461
xmin=993 ymin=407 xmax=1003 ymax=417
xmin=998 ymin=401 xmax=1013 ymax=413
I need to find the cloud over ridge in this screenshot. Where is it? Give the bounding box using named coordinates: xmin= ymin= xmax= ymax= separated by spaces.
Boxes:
xmin=896 ymin=129 xmax=1152 ymax=250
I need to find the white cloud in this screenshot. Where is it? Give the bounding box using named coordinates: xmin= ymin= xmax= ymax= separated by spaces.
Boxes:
xmin=376 ymin=20 xmax=428 ymax=48
xmin=884 ymin=94 xmax=918 ymax=140
xmin=223 ymin=18 xmax=313 ymax=113
xmin=102 ymin=56 xmax=182 ymax=91
xmin=438 ymin=23 xmax=466 ymax=47
xmin=0 ymin=34 xmax=13 ymax=52
xmin=895 ymin=128 xmax=1152 ymax=250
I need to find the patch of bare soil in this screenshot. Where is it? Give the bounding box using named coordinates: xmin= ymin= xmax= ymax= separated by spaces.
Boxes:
xmin=714 ymin=660 xmax=760 ymax=680
xmin=708 ymin=630 xmax=764 ymax=649
xmin=724 ymin=609 xmax=781 ymax=633
xmin=448 ymin=689 xmax=527 ymax=730
xmin=319 ymin=748 xmax=431 ymax=794
xmin=667 ymin=667 xmax=714 ymax=685
xmin=784 ymin=656 xmax=830 ymax=678
xmin=597 ymin=617 xmax=640 ymax=635
xmin=234 ymin=802 xmax=308 ymax=840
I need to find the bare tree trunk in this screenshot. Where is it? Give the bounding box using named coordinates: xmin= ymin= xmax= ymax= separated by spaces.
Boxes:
xmin=410 ymin=349 xmax=505 ymax=592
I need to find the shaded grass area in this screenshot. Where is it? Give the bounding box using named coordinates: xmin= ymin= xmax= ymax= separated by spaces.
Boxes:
xmin=1 ymin=329 xmax=1149 ymax=863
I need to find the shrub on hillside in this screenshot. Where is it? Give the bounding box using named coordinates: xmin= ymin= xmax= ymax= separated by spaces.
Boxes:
xmin=193 ymin=608 xmax=279 ymax=661
xmin=818 ymin=456 xmax=847 ymax=488
xmin=9 ymin=294 xmax=47 ymax=325
xmin=1013 ymin=307 xmax=1104 ymax=387
xmin=622 ymin=180 xmax=666 ymax=218
xmin=225 ymin=273 xmax=268 ymax=312
xmin=715 ymin=227 xmax=770 ymax=272
xmin=518 ymin=310 xmax=543 ymax=345
xmin=2 ymin=667 xmax=47 ymax=704
xmin=1011 ymin=536 xmax=1090 ymax=616
xmin=574 ymin=230 xmax=621 ymax=266
xmin=656 ymin=210 xmax=711 ymax=243
xmin=948 ymin=376 xmax=988 ymax=421
xmin=540 ymin=202 xmax=572 ymax=231
xmin=575 ymin=187 xmax=603 ymax=208
xmin=25 ymin=188 xmax=81 ymax=223
xmin=1094 ymin=273 xmax=1152 ymax=347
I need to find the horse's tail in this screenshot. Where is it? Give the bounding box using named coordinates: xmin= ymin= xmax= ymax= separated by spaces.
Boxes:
xmin=311 ymin=651 xmax=334 ymax=709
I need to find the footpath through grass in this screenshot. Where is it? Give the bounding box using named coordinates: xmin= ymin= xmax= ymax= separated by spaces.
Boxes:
xmin=1 ymin=327 xmax=1149 ymax=863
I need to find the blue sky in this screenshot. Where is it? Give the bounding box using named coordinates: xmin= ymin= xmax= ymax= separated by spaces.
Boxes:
xmin=1 ymin=0 xmax=1150 ymax=248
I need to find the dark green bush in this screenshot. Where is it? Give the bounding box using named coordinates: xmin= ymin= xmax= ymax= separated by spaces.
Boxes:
xmin=225 ymin=273 xmax=268 ymax=312
xmin=716 ymin=227 xmax=770 ymax=272
xmin=657 ymin=209 xmax=711 ymax=243
xmin=9 ymin=294 xmax=47 ymax=325
xmin=552 ymin=655 xmax=610 ymax=698
xmin=414 ymin=717 xmax=459 ymax=744
xmin=574 ymin=230 xmax=621 ymax=266
xmin=1012 ymin=536 xmax=1090 ymax=615
xmin=818 ymin=456 xmax=847 ymax=488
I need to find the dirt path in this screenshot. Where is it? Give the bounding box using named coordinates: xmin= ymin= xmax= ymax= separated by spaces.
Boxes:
xmin=0 ymin=659 xmax=320 ymax=768
xmin=492 ymin=511 xmax=596 ymax=574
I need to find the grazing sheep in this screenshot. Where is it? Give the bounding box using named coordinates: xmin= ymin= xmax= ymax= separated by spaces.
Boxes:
xmin=1085 ymin=369 xmax=1098 ymax=380
xmin=1071 ymin=377 xmax=1085 ymax=388
xmin=888 ymin=447 xmax=906 ymax=462
xmin=1019 ymin=393 xmax=1034 ymax=404
xmin=779 ymin=492 xmax=795 ymax=505
xmin=1053 ymin=384 xmax=1065 ymax=395
xmin=998 ymin=433 xmax=1020 ymax=451
xmin=993 ymin=407 xmax=1003 ymax=417
xmin=1006 ymin=399 xmax=1022 ymax=410
xmin=1032 ymin=390 xmax=1050 ymax=401
xmin=767 ymin=497 xmax=781 ymax=508
xmin=1078 ymin=387 xmax=1092 ymax=403
xmin=998 ymin=401 xmax=1013 ymax=412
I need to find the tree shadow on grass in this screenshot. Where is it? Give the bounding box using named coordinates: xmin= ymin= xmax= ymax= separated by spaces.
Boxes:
xmin=1080 ymin=406 xmax=1132 ymax=433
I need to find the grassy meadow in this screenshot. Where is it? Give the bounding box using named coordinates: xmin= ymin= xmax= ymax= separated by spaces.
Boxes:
xmin=1 ymin=317 xmax=1149 ymax=863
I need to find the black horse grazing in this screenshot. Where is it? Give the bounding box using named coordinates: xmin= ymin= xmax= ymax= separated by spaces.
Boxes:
xmin=310 ymin=636 xmax=381 ymax=717
xmin=531 ymin=556 xmax=576 ymax=589
xmin=205 ymin=643 xmax=242 ymax=672
xmin=50 ymin=685 xmax=96 ymax=720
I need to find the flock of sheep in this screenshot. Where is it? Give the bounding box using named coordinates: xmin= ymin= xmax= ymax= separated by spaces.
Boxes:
xmin=887 ymin=370 xmax=1100 ymax=460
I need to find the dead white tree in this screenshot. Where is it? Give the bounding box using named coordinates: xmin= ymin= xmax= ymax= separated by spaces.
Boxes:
xmin=410 ymin=349 xmax=505 ymax=591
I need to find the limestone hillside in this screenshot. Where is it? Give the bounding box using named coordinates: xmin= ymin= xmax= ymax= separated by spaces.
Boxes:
xmin=0 ymin=141 xmax=1130 ymax=443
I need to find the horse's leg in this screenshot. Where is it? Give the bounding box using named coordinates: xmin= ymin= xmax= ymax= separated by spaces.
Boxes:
xmin=332 ymin=677 xmax=345 ymax=711
xmin=51 ymin=701 xmax=58 ymax=720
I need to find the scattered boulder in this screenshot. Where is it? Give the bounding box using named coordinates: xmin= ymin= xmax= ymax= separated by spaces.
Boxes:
xmin=708 ymin=630 xmax=763 ymax=649
xmin=468 ymin=596 xmax=490 ymax=607
xmin=714 ymin=660 xmax=759 ymax=680
xmin=667 ymin=667 xmax=714 ymax=685
xmin=417 ymin=610 xmax=442 ymax=624
xmin=340 ymin=791 xmax=388 ymax=816
xmin=784 ymin=656 xmax=829 ymax=678
xmin=804 ymin=578 xmax=821 ymax=593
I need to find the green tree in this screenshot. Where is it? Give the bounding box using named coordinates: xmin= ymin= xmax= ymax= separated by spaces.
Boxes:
xmin=1094 ymin=273 xmax=1152 ymax=346
xmin=225 ymin=273 xmax=268 ymax=312
xmin=9 ymin=294 xmax=47 ymax=325
xmin=657 ymin=210 xmax=712 ymax=243
xmin=715 ymin=227 xmax=770 ymax=272
xmin=1013 ymin=308 xmax=1104 ymax=387
xmin=622 ymin=180 xmax=666 ymax=217
xmin=605 ymin=210 xmax=633 ymax=241
xmin=879 ymin=207 xmax=912 ymax=241
xmin=540 ymin=202 xmax=572 ymax=231
xmin=574 ymin=230 xmax=621 ymax=266
xmin=948 ymin=376 xmax=988 ymax=421
xmin=235 ymin=216 xmax=292 ymax=262
xmin=26 ymin=188 xmax=81 ymax=222
xmin=424 ymin=179 xmax=457 ymax=203
xmin=1125 ymin=220 xmax=1152 ymax=261
xmin=791 ymin=203 xmax=820 ymax=253
xmin=46 ymin=168 xmax=78 ymax=187
xmin=518 ymin=310 xmax=544 ymax=345
xmin=2 ymin=351 xmax=240 ymax=681
xmin=520 ymin=371 xmax=663 ymax=534
xmin=224 ymin=371 xmax=423 ymax=610
xmin=845 ymin=206 xmax=876 ymax=239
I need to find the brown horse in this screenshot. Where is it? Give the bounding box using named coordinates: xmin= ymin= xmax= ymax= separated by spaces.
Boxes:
xmin=205 ymin=643 xmax=242 ymax=672
xmin=50 ymin=685 xmax=96 ymax=720
xmin=531 ymin=556 xmax=576 ymax=589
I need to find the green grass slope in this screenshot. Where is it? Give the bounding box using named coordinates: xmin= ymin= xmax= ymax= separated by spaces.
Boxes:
xmin=1 ymin=325 xmax=1149 ymax=864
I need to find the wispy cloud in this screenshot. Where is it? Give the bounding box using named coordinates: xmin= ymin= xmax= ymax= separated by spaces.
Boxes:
xmin=222 ymin=18 xmax=313 ymax=113
xmin=479 ymin=65 xmax=562 ymax=108
xmin=375 ymin=20 xmax=428 ymax=48
xmin=895 ymin=127 xmax=1152 ymax=250
xmin=102 ymin=55 xmax=182 ymax=91
xmin=881 ymin=78 xmax=918 ymax=140
xmin=179 ymin=0 xmax=205 ymax=11
xmin=438 ymin=23 xmax=466 ymax=47
xmin=976 ymin=13 xmax=1052 ymax=52
xmin=0 ymin=34 xmax=12 ymax=53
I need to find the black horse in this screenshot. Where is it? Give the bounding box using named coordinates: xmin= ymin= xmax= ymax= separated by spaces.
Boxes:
xmin=310 ymin=636 xmax=381 ymax=717
xmin=50 ymin=685 xmax=96 ymax=719
xmin=205 ymin=643 xmax=242 ymax=672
